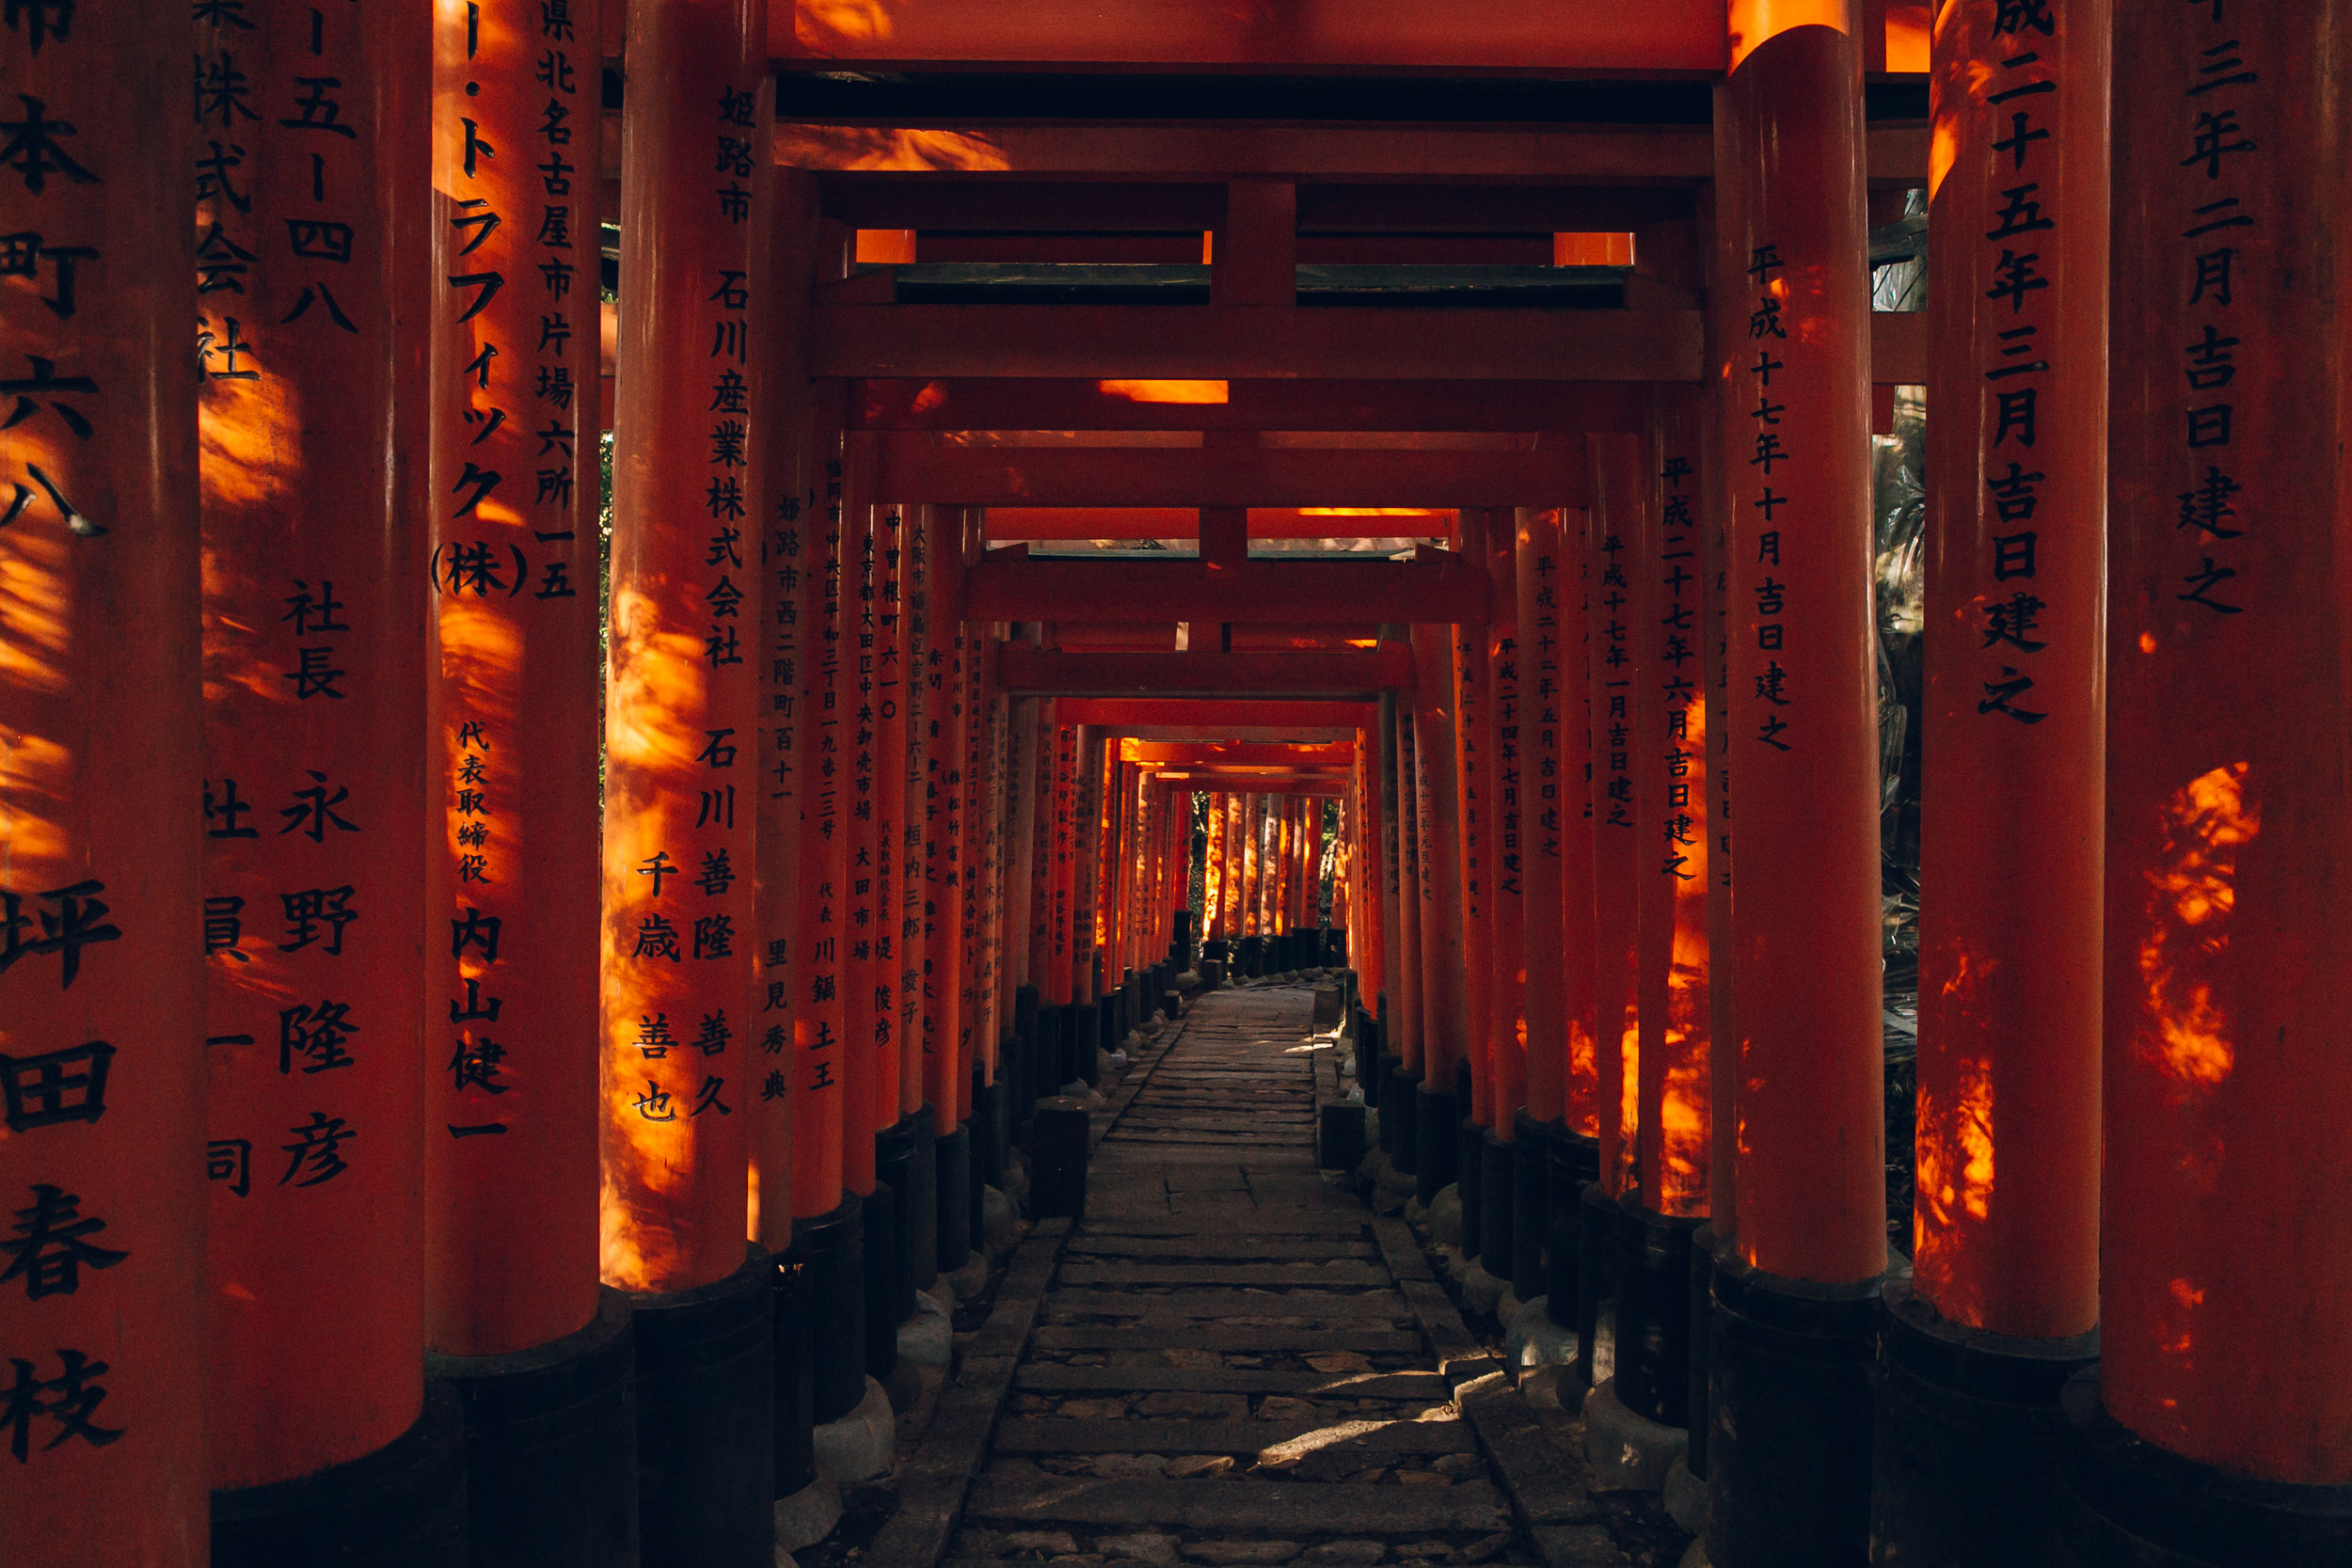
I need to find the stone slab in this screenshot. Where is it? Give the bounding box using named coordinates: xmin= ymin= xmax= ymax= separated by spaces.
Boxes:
xmin=991 ymin=1418 xmax=1474 ymax=1456
xmin=1015 ymin=1366 xmax=1449 ymax=1399
xmin=1042 ymin=1290 xmax=1413 ymax=1322
xmin=1066 ymin=1238 xmax=1375 ymax=1260
xmin=1060 ymin=1263 xmax=1391 ymax=1289
xmin=1032 ymin=1324 xmax=1422 ymax=1354
xmin=964 ymin=1474 xmax=1512 ymax=1534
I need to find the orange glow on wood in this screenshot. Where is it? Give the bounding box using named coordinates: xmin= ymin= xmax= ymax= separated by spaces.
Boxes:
xmin=599 ymin=0 xmax=769 ymax=1293
xmin=1726 ymin=0 xmax=1854 ymax=72
xmin=1098 ymin=379 xmax=1230 ymax=405
xmin=1588 ymin=436 xmax=1645 ymax=1198
xmin=2101 ymin=0 xmax=2352 ymax=1485
xmin=1632 ymin=395 xmax=1711 ymax=1217
xmin=199 ymin=0 xmax=433 ymax=1481
xmin=1717 ymin=23 xmax=1887 ymax=1284
xmin=3 ymin=4 xmax=208 ymax=1548
xmin=428 ymin=0 xmax=605 ymax=1354
xmin=854 ymin=229 xmax=917 ymax=264
xmin=1553 ymin=233 xmax=1636 ymax=267
xmin=1913 ymin=0 xmax=2106 ymax=1340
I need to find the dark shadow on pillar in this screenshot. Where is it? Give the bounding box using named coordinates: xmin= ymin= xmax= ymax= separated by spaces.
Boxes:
xmin=795 ymin=1193 xmax=866 ymax=1425
xmin=625 ymin=1246 xmax=775 ymax=1568
xmin=425 ymin=1290 xmax=638 ymax=1568
xmin=213 ymin=1380 xmax=469 ymax=1568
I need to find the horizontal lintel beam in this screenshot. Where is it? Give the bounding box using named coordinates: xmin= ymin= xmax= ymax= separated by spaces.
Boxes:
xmin=969 ymin=553 xmax=1488 ymax=625
xmin=883 ymin=441 xmax=1581 ymax=508
xmin=850 ymin=377 xmax=1657 ymax=435
xmin=1057 ymin=700 xmax=1374 ymax=730
xmin=814 ymin=304 xmax=1705 ymax=382
xmin=1122 ymin=742 xmax=1356 ymax=765
xmin=1003 ymin=644 xmax=1411 ymax=696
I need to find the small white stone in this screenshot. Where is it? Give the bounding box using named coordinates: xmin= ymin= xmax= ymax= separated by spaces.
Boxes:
xmin=1098 ymin=1533 xmax=1182 ymax=1565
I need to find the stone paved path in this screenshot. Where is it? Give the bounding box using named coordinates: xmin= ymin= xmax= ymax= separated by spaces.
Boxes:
xmin=945 ymin=983 xmax=1548 ymax=1568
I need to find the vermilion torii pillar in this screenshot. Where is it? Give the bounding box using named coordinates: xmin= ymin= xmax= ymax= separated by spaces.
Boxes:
xmin=1482 ymin=513 xmax=1530 ymax=1283
xmin=599 ymin=0 xmax=773 ymax=1559
xmin=1708 ymin=6 xmax=1886 ymax=1562
xmin=1452 ymin=515 xmax=1497 ymax=1260
xmin=923 ymin=507 xmax=974 ymax=1275
xmin=1409 ymin=622 xmax=1469 ymax=1205
xmin=2065 ymin=4 xmax=2352 ymax=1560
xmin=1513 ymin=510 xmax=1580 ymax=1315
xmin=194 ymin=0 xmax=449 ymax=1555
xmin=1610 ymin=395 xmax=1712 ymax=1435
xmin=1386 ymin=692 xmax=1423 ymax=1176
xmin=1589 ymin=435 xmax=1646 ymax=1203
xmin=1876 ymin=2 xmax=2107 ymax=1561
xmin=1 ymin=8 xmax=205 ymax=1560
xmin=424 ymin=0 xmax=631 ymax=1554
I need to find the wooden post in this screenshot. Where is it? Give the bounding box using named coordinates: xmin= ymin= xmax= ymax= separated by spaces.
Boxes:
xmin=1589 ymin=436 xmax=1647 ymax=1199
xmin=1708 ymin=7 xmax=1886 ymax=1561
xmin=1870 ymin=1 xmax=2109 ymax=1559
xmin=2064 ymin=3 xmax=2352 ymax=1559
xmin=2 ymin=6 xmax=206 ymax=1559
xmin=424 ymin=0 xmax=639 ymax=1548
xmin=1453 ymin=514 xmax=1496 ymax=1148
xmin=1634 ymin=393 xmax=1713 ymax=1218
xmin=196 ymin=0 xmax=444 ymax=1543
xmin=1409 ymin=622 xmax=1468 ymax=1203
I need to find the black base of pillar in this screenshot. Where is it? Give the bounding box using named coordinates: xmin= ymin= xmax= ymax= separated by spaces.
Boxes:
xmin=1869 ymin=1275 xmax=2096 ymax=1568
xmin=795 ymin=1193 xmax=866 ymax=1424
xmin=423 ymin=1291 xmax=637 ymax=1568
xmin=1414 ymin=1082 xmax=1458 ymax=1207
xmin=1455 ymin=1115 xmax=1485 ymax=1261
xmin=1031 ymin=1098 xmax=1089 ymax=1220
xmin=1548 ymin=1127 xmax=1598 ymax=1327
xmin=1480 ymin=1129 xmax=1516 ymax=1281
xmin=1386 ymin=1063 xmax=1421 ymax=1172
xmin=214 ymin=1381 xmax=469 ymax=1568
xmin=628 ymin=1247 xmax=776 ymax=1568
xmin=1687 ymin=1223 xmax=1719 ymax=1481
xmin=971 ymin=1085 xmax=993 ymax=1248
xmin=1706 ymin=1251 xmax=1883 ymax=1568
xmin=860 ymin=1183 xmax=898 ymax=1382
xmin=2054 ymin=1368 xmax=2352 ymax=1566
xmin=1613 ymin=1193 xmax=1708 ymax=1428
xmin=874 ymin=1121 xmax=918 ymax=1323
xmin=908 ymin=1104 xmax=939 ymax=1294
xmin=936 ymin=1120 xmax=973 ymax=1274
xmin=1510 ymin=1112 xmax=1550 ymax=1303
xmin=1098 ymin=993 xmax=1119 ymax=1072
xmin=1575 ymin=1180 xmax=1617 ymax=1388
xmin=1011 ymin=986 xmax=1041 ymax=1126
xmin=771 ymin=1242 xmax=815 ymax=1500
xmin=1031 ymin=1003 xmax=1062 ymax=1101
xmin=1059 ymin=1001 xmax=1087 ymax=1086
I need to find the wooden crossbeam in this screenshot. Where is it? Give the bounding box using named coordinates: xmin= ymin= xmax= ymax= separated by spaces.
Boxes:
xmin=1121 ymin=742 xmax=1356 ymax=765
xmin=813 ymin=304 xmax=1704 ymax=382
xmin=1000 ymin=644 xmax=1412 ymax=697
xmin=880 ymin=440 xmax=1582 ymax=507
xmin=967 ymin=550 xmax=1490 ymax=624
xmin=1057 ymin=699 xmax=1372 ymax=729
xmin=849 ymin=378 xmax=1652 ymax=434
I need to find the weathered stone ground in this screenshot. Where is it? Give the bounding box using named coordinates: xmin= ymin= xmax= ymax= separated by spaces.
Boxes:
xmin=847 ymin=979 xmax=1698 ymax=1568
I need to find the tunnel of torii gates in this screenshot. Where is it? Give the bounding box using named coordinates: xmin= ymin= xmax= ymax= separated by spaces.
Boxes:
xmin=5 ymin=0 xmax=2351 ymax=1565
